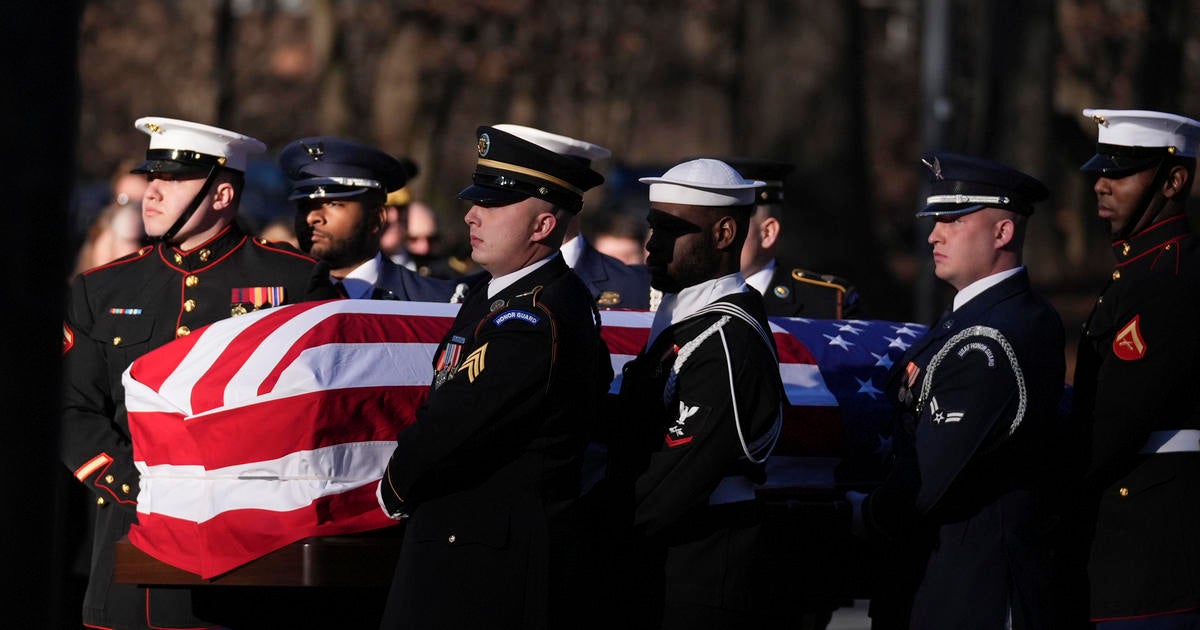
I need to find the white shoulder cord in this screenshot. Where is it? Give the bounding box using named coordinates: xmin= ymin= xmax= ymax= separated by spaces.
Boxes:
xmin=717 ymin=325 xmax=780 ymax=464
xmin=916 ymin=324 xmax=1027 ymax=436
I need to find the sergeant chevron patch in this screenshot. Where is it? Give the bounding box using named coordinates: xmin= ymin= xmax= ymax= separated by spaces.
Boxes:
xmin=461 ymin=343 xmax=488 ymax=383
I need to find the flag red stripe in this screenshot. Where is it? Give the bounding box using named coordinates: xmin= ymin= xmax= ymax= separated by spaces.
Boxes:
xmin=134 ymin=387 xmax=425 ymax=469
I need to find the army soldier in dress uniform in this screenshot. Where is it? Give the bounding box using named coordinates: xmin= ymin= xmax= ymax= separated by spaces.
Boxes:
xmin=848 ymin=153 xmax=1066 ymax=629
xmin=60 ymin=117 xmax=337 ymax=630
xmin=376 ymin=125 xmax=613 ymax=629
xmin=730 ymin=158 xmax=859 ymax=318
xmin=492 ymin=124 xmax=650 ymax=310
xmin=279 ymin=136 xmax=455 ymax=302
xmin=597 ymin=159 xmax=784 ymax=629
xmin=1073 ymin=109 xmax=1200 ymax=629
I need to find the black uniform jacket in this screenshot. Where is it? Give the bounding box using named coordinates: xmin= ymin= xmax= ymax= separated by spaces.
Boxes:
xmin=1073 ymin=214 xmax=1200 ymax=622
xmin=602 ymin=290 xmax=784 ymax=627
xmin=862 ymin=269 xmax=1066 ymax=630
xmin=758 ymin=262 xmax=859 ymax=319
xmin=61 ymin=223 xmax=335 ymax=629
xmin=573 ymin=239 xmax=651 ymax=309
xmin=372 ymin=255 xmax=455 ymax=302
xmin=378 ymin=256 xmax=613 ymax=630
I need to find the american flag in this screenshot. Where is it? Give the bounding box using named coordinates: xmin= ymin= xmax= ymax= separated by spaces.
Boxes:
xmin=124 ymin=299 xmax=923 ymax=578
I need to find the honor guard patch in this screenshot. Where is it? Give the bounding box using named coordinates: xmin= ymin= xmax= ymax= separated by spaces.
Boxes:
xmin=597 ymin=291 xmax=621 ymax=307
xmin=460 ymin=343 xmax=488 ymax=383
xmin=1113 ymin=315 xmax=1147 ymax=360
xmin=62 ymin=323 xmax=74 ymax=355
xmin=493 ymin=309 xmax=541 ymax=326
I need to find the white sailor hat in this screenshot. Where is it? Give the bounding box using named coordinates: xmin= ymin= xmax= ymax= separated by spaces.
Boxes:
xmin=492 ymin=124 xmax=611 ymax=165
xmin=131 ymin=116 xmax=266 ymax=175
xmin=1081 ymin=109 xmax=1200 ymax=177
xmin=639 ymin=159 xmax=764 ymax=207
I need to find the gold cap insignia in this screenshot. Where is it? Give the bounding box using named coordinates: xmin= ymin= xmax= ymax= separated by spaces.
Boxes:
xmin=145 ymin=122 xmax=162 ymax=134
xmin=773 ymin=286 xmax=790 ymax=298
xmin=477 ymin=133 xmax=491 ymax=157
xmin=1093 ymin=114 xmax=1108 ymax=126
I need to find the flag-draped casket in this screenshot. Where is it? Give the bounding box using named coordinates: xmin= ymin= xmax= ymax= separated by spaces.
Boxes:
xmin=123 ymin=299 xmax=924 ymax=578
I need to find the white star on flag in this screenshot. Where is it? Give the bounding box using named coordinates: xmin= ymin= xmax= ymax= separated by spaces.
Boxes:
xmin=823 ymin=333 xmax=855 ymax=351
xmin=885 ymin=335 xmax=911 ymax=350
xmin=870 ymin=351 xmax=894 ymax=370
xmin=892 ymin=324 xmax=921 ymax=338
xmin=856 ymin=377 xmax=883 ymax=399
xmin=837 ymin=323 xmax=863 ymax=335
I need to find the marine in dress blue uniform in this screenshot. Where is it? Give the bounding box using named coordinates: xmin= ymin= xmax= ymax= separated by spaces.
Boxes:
xmin=851 ymin=152 xmax=1067 ymax=629
xmin=376 ymin=125 xmax=613 ymax=629
xmin=279 ymin=136 xmax=455 ymax=303
xmin=595 ymin=159 xmax=784 ymax=629
xmin=1072 ymin=110 xmax=1200 ymax=629
xmin=728 ymin=158 xmax=860 ymax=319
xmin=493 ymin=124 xmax=651 ymax=310
xmin=60 ymin=117 xmax=337 ymax=629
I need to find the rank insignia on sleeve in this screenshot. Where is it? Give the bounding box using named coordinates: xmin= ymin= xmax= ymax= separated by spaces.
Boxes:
xmin=460 ymin=343 xmax=488 ymax=383
xmin=493 ymin=309 xmax=541 ymax=327
xmin=664 ymin=400 xmax=704 ymax=447
xmin=62 ymin=323 xmax=74 ymax=355
xmin=1113 ymin=314 xmax=1147 ymax=361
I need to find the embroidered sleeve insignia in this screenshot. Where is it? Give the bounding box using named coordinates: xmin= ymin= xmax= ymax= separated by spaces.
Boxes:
xmin=62 ymin=322 xmax=75 ymax=355
xmin=461 ymin=343 xmax=488 ymax=383
xmin=1113 ymin=315 xmax=1147 ymax=361
xmin=664 ymin=400 xmax=702 ymax=447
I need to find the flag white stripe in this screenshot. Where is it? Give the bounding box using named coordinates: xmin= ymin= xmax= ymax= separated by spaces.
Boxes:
xmin=135 ymin=440 xmax=395 ymax=522
xmin=781 ymin=363 xmax=838 ymax=406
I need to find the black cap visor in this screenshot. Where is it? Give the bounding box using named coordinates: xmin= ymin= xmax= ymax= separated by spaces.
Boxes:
xmin=287 ymin=176 xmax=380 ymax=201
xmin=915 ymin=203 xmax=987 ymax=219
xmin=457 ymin=183 xmax=531 ymax=208
xmin=1080 ymin=152 xmax=1162 ymax=178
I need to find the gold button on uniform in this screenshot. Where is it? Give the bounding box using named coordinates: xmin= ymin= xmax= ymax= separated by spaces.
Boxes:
xmin=1122 ymin=243 xmax=1131 ymax=256
xmin=448 ymin=535 xmax=456 ymax=544
xmin=1119 ymin=487 xmax=1129 ymax=497
xmin=1112 ymin=270 xmax=1121 ymax=281
xmin=199 ymin=249 xmax=211 ymax=262
xmin=174 ymin=253 xmax=183 ymax=264
xmin=1165 ymin=243 xmax=1174 ymax=252
xmin=121 ymin=484 xmax=131 ymax=494
xmin=104 ymin=474 xmax=114 ymax=484
xmin=184 ymin=299 xmax=197 ymax=312
xmin=185 ymin=275 xmax=199 ymax=288
xmin=112 ymin=336 xmax=122 ymax=346
xmin=176 ymin=326 xmax=191 ymax=338
xmin=97 ymin=497 xmax=106 ymax=506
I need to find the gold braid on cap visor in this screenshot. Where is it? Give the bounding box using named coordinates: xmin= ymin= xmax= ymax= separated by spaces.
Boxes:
xmin=476 ymin=158 xmax=583 ymax=195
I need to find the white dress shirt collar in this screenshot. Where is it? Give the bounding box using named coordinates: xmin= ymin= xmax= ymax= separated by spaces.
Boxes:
xmin=743 ymin=259 xmax=776 ymax=296
xmin=339 ymin=252 xmax=384 ymax=299
xmin=487 ymin=253 xmax=558 ymax=299
xmin=953 ymin=266 xmax=1023 ymax=311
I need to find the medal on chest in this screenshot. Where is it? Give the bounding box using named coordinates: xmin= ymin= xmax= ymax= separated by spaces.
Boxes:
xmin=433 ymin=335 xmax=467 ymax=389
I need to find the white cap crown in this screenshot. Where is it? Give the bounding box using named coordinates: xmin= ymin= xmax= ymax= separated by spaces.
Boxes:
xmin=640 ymin=158 xmax=764 ymax=206
xmin=134 ymin=116 xmax=266 ymax=172
xmin=1083 ymin=108 xmax=1200 ymax=157
xmin=492 ymin=123 xmax=611 ymax=162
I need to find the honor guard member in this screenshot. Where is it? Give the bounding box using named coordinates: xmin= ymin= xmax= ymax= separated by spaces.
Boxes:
xmin=493 ymin=124 xmax=651 ymax=310
xmin=730 ymin=158 xmax=860 ymax=318
xmin=1074 ymin=109 xmax=1200 ymax=628
xmin=848 ymin=153 xmax=1066 ymax=629
xmin=280 ymin=136 xmax=455 ymax=302
xmin=599 ymin=159 xmax=784 ymax=629
xmin=60 ymin=117 xmax=337 ymax=630
xmin=376 ymin=125 xmax=613 ymax=629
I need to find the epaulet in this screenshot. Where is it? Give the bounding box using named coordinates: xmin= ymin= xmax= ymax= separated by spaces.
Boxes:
xmin=790 ymin=267 xmax=855 ymax=292
xmin=82 ymin=245 xmax=155 ymax=275
xmin=251 ymin=237 xmax=319 ymax=262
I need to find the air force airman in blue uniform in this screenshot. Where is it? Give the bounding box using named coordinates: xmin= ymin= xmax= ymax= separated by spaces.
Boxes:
xmin=279 ymin=136 xmax=456 ymax=303
xmin=851 ymin=152 xmax=1066 ymax=629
